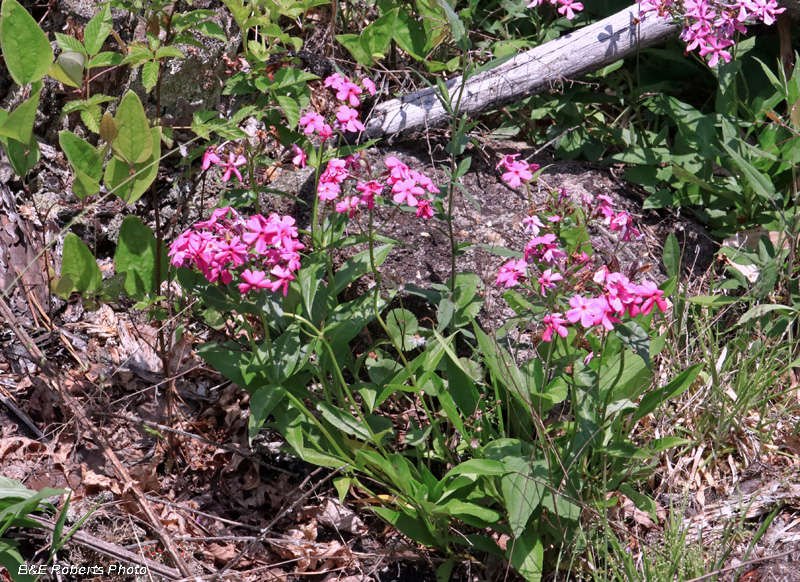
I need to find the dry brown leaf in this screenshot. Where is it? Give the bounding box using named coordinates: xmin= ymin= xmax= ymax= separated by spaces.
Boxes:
xmin=206 ymin=542 xmax=238 ymax=565
xmin=82 ymin=468 xmax=121 ymax=495
xmin=315 ymin=498 xmax=367 ymax=535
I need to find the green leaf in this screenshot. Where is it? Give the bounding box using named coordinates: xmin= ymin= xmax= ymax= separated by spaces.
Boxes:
xmin=55 ymin=32 xmax=86 ymax=54
xmin=336 ymin=34 xmax=372 ymax=66
xmin=0 ymin=134 xmax=39 ymax=177
xmin=393 ymin=6 xmax=428 ymax=60
xmin=633 ymin=363 xmax=703 ymax=423
xmin=49 ymin=51 xmax=85 ymax=88
xmin=80 ymin=106 xmax=101 ymax=133
xmin=508 ymin=530 xmax=543 ymax=582
xmin=196 ymin=341 xmax=265 ymax=390
xmin=386 ymin=308 xmax=419 ymax=351
xmin=195 ymin=20 xmax=226 ymax=41
xmin=274 ymin=94 xmax=300 ymax=129
xmin=61 ymin=233 xmax=102 ymax=294
xmin=154 ymin=46 xmax=185 ymax=59
xmin=686 ymin=295 xmax=738 ymax=306
xmin=84 ymin=5 xmax=112 ymax=55
xmin=613 ymin=321 xmax=651 ymax=369
xmin=333 ymin=244 xmax=394 ymax=295
xmin=372 ymin=506 xmax=438 ymax=547
xmin=502 ymin=456 xmax=547 ymax=539
xmin=663 ymin=232 xmax=681 ymax=280
xmin=736 ymin=303 xmax=798 ymax=326
xmin=59 ymin=130 xmax=103 ymax=180
xmin=88 ymin=52 xmax=124 ymax=68
xmin=443 ymin=459 xmax=507 ymax=478
xmin=104 ymin=126 xmax=161 ymax=204
xmin=248 ymin=385 xmax=285 ymax=443
xmin=0 ymin=89 xmax=41 ymax=143
xmin=114 ymin=215 xmax=163 ymax=298
xmin=114 ymin=91 xmax=153 ymax=164
xmin=141 ymin=60 xmax=159 ymax=91
xmin=361 ymin=8 xmax=396 ymax=59
xmin=721 ymin=142 xmax=776 ymax=203
xmin=0 ymin=0 xmax=54 ymax=85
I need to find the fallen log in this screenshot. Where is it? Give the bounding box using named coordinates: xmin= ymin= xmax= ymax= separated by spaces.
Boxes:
xmin=364 ymin=6 xmax=680 ymax=139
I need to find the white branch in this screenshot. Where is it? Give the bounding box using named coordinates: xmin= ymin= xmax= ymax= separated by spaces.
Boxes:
xmin=365 ymin=7 xmax=679 ymax=139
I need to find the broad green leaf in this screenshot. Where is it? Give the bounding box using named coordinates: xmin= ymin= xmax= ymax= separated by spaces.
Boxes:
xmin=613 ymin=321 xmax=651 ymax=369
xmin=0 ymin=0 xmax=54 ymax=85
xmin=372 ymin=506 xmax=438 ymax=547
xmin=336 ymin=34 xmax=372 ymax=66
xmin=49 ymin=51 xmax=85 ymax=88
xmin=736 ymin=303 xmax=798 ymax=326
xmin=70 ymin=165 xmax=100 ymax=199
xmin=721 ymin=143 xmax=776 ymax=203
xmin=59 ymin=130 xmax=103 ymax=180
xmin=81 ymin=106 xmax=101 ymax=133
xmin=114 ymin=215 xmax=163 ymax=298
xmin=393 ymin=6 xmax=428 ymax=60
xmin=104 ymin=126 xmax=161 ymax=204
xmin=386 ymin=308 xmax=419 ymax=351
xmin=195 ymin=20 xmax=226 ymax=40
xmin=196 ymin=341 xmax=265 ymax=390
xmin=443 ymin=459 xmax=507 ymax=478
xmin=154 ymin=46 xmax=185 ymax=59
xmin=508 ymin=530 xmax=543 ymax=582
xmin=502 ymin=456 xmax=547 ymax=538
xmin=686 ymin=295 xmax=738 ymax=306
xmin=84 ymin=5 xmax=112 ymax=55
xmin=361 ymin=8 xmax=396 ymax=58
xmin=0 ymin=134 xmax=39 ymax=177
xmin=0 ymin=89 xmax=41 ymax=143
xmin=88 ymin=52 xmax=124 ymax=68
xmin=61 ymin=233 xmax=102 ymax=294
xmin=114 ymin=91 xmax=153 ymax=164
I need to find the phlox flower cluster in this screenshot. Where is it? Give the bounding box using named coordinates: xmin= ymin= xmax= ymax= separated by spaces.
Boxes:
xmin=298 ymin=73 xmax=376 ymax=141
xmin=494 ymin=158 xmax=668 ymax=342
xmin=168 ymin=207 xmax=304 ymax=297
xmin=497 ymin=154 xmax=541 ymax=188
xmin=527 ymin=0 xmax=585 ymax=19
xmin=316 ymin=155 xmax=439 ymax=220
xmin=637 ymin=0 xmax=784 ymax=66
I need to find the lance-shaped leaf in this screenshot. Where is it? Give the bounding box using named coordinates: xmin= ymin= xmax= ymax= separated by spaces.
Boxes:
xmin=59 ymin=130 xmax=103 ymax=199
xmin=84 ymin=5 xmax=112 ymax=56
xmin=114 ymin=91 xmax=152 ymax=164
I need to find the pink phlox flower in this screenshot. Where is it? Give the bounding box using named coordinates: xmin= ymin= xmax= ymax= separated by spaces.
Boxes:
xmin=547 ymin=215 xmax=563 ymax=223
xmin=410 ymin=170 xmax=440 ymax=194
xmin=685 ymin=0 xmax=717 ymax=27
xmin=220 ymin=153 xmax=247 ymax=182
xmin=746 ymin=0 xmax=784 ymax=24
xmin=609 ymin=211 xmax=633 ymax=232
xmin=392 ymin=178 xmax=424 ymax=207
xmin=496 ymin=259 xmax=528 ymax=288
xmin=344 ymin=155 xmax=365 ymax=171
xmin=335 ymin=196 xmax=361 ymax=217
xmin=415 ymin=199 xmax=434 ymax=219
xmin=537 ymin=268 xmax=563 ymax=295
xmin=318 ymin=124 xmax=333 ymax=141
xmin=336 ymin=105 xmax=366 ymax=132
xmin=681 ymin=25 xmax=711 ymax=52
xmin=584 ymin=351 xmax=594 ymax=364
xmin=524 ymin=233 xmax=558 ymax=261
xmin=299 ymin=111 xmax=325 ymax=134
xmin=527 ymin=0 xmax=546 ymax=6
xmin=542 ymin=313 xmax=569 ymax=342
xmin=361 ymin=77 xmax=376 ymax=96
xmin=202 ymin=147 xmax=220 ymax=171
xmin=194 ymin=207 xmax=240 ymax=233
xmin=266 ymin=214 xmax=299 ymax=250
xmin=572 ymin=251 xmax=591 ymax=265
xmin=566 ymin=294 xmax=603 ymax=328
xmin=357 ymin=180 xmax=383 ymax=208
xmin=385 ymin=157 xmax=411 ymax=184
xmin=637 ymin=280 xmax=669 ymax=315
xmin=557 ymin=0 xmax=584 ymax=19
xmin=592 ymin=296 xmax=620 ymax=331
xmin=238 ymin=269 xmax=271 ymax=294
xmin=541 ymin=243 xmax=567 ymax=266
xmin=336 ymin=81 xmax=363 ymax=107
xmin=324 ymin=73 xmax=348 ymax=90
xmin=593 ymin=265 xmax=611 ymax=285
xmin=321 ymin=158 xmax=349 ymax=184
xmin=698 ymin=34 xmax=734 ymax=67
xmin=243 ymin=215 xmax=272 ymax=255
xmin=213 ymin=235 xmax=248 ymax=268
xmin=523 ymin=215 xmax=545 ymax=235
xmin=317 ymin=181 xmax=341 ymax=201
xmin=291 ymin=145 xmax=307 ymax=168
xmin=266 ymin=265 xmax=295 ymax=297
xmin=496 ymin=153 xmax=521 ymax=170
xmin=501 ymin=160 xmax=533 ymax=188
xmin=280 ymin=250 xmax=302 ymax=272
